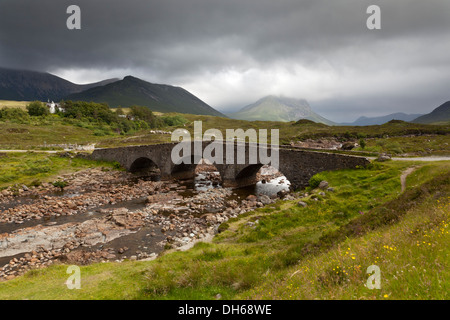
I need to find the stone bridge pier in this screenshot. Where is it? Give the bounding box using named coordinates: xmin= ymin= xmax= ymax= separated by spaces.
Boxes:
xmin=88 ymin=142 xmax=370 ymax=190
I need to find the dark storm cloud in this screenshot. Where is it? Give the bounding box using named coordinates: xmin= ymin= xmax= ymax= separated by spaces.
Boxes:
xmin=1 ymin=0 xmax=449 ymax=120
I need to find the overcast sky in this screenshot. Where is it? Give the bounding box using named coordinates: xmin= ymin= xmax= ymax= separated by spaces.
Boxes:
xmin=1 ymin=0 xmax=449 ymax=122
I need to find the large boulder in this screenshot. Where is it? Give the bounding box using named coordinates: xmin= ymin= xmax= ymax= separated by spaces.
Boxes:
xmin=377 ymin=153 xmax=391 ymax=162
xmin=341 ymin=142 xmax=357 ymax=150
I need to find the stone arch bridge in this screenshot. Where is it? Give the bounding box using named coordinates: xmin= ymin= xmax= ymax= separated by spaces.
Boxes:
xmin=89 ymin=142 xmax=370 ymax=190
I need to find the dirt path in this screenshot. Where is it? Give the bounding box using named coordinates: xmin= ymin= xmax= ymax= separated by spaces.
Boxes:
xmin=400 ymin=167 xmax=417 ymax=193
xmin=367 ymin=156 xmax=450 ymax=162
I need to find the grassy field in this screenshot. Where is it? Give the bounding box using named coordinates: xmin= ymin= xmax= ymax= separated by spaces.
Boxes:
xmin=1 ymin=102 xmax=449 ymax=156
xmin=95 ymin=113 xmax=450 ymax=155
xmin=0 ymin=100 xmax=30 ymax=110
xmin=0 ymin=114 xmax=158 ymax=150
xmin=0 ymin=119 xmax=112 ymax=150
xmin=167 ymin=114 xmax=450 ymax=144
xmin=0 ymin=152 xmax=120 ymax=189
xmin=0 ymin=160 xmax=448 ymax=299
xmin=354 ymin=135 xmax=450 ymax=156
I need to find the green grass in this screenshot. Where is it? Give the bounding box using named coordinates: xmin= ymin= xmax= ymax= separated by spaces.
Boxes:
xmin=1 ymin=160 xmax=448 ymax=300
xmin=0 ymin=118 xmax=118 ymax=150
xmin=241 ymin=178 xmax=450 ymax=299
xmin=0 ymin=152 xmax=121 ymax=189
xmin=355 ymin=135 xmax=450 ymax=156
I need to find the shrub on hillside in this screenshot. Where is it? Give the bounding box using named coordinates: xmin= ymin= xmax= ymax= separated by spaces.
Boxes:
xmin=161 ymin=115 xmax=188 ymax=127
xmin=26 ymin=101 xmax=49 ymax=116
xmin=0 ymin=107 xmax=30 ymax=122
xmin=62 ymin=101 xmax=116 ymax=123
xmin=129 ymin=105 xmax=162 ymax=128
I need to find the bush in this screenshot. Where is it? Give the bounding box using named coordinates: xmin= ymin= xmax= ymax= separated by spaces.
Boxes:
xmin=52 ymin=180 xmax=68 ymax=191
xmin=129 ymin=105 xmax=162 ymax=128
xmin=93 ymin=129 xmax=107 ymax=136
xmin=308 ymin=173 xmax=325 ymax=189
xmin=62 ymin=101 xmax=118 ymax=123
xmin=59 ymin=101 xmax=163 ymax=133
xmin=161 ymin=115 xmax=188 ymax=127
xmin=0 ymin=107 xmax=30 ymax=122
xmin=29 ymin=179 xmax=42 ymax=187
xmin=385 ymin=142 xmax=404 ymax=154
xmin=112 ymin=162 xmax=123 ymax=170
xmin=359 ymin=138 xmax=366 ymax=149
xmin=26 ymin=101 xmax=49 ymax=116
xmin=114 ymin=107 xmax=125 ymax=116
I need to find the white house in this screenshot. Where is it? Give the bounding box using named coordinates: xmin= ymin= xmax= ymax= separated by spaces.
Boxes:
xmin=46 ymin=100 xmax=63 ymax=114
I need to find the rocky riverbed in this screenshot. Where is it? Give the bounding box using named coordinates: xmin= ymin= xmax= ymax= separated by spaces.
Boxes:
xmin=0 ymin=165 xmax=292 ymax=281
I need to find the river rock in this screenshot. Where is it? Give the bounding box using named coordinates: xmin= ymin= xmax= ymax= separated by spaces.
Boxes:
xmin=318 ymin=181 xmax=329 ymax=189
xmin=297 ymin=201 xmax=307 ymax=207
xmin=277 ymin=190 xmax=289 ymax=199
xmin=377 ymin=153 xmax=391 ymax=162
xmin=341 ymin=142 xmax=357 ymax=150
xmin=258 ymin=195 xmax=272 ymax=205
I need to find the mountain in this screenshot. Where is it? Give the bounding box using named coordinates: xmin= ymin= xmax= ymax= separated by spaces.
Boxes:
xmin=340 ymin=112 xmax=423 ymax=126
xmin=227 ymin=95 xmax=335 ymax=125
xmin=0 ymin=67 xmax=117 ymax=101
xmin=412 ymin=101 xmax=450 ymax=124
xmin=65 ymin=75 xmax=226 ymax=117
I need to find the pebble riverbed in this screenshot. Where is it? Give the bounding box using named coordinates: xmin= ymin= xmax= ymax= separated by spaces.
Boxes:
xmin=0 ymin=165 xmax=292 ymax=281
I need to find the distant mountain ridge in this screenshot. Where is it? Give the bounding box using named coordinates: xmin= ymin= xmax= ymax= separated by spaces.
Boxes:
xmin=412 ymin=101 xmax=450 ymax=124
xmin=227 ymin=95 xmax=335 ymax=125
xmin=65 ymin=75 xmax=226 ymax=117
xmin=0 ymin=67 xmax=225 ymax=117
xmin=0 ymin=67 xmax=117 ymax=101
xmin=341 ymin=112 xmax=423 ymax=126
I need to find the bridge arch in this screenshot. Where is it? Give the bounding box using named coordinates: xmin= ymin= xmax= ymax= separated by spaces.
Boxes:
xmin=171 ymin=156 xmax=224 ymax=186
xmin=233 ymin=164 xmax=291 ymax=189
xmin=129 ymin=157 xmax=161 ymax=179
xmin=234 ymin=163 xmax=264 ymax=187
xmin=171 ymin=154 xmax=198 ymax=180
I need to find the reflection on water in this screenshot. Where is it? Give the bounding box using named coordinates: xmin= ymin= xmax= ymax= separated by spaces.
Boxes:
xmin=255 ymin=176 xmax=290 ymax=196
xmin=232 ymin=176 xmax=290 ymax=200
xmin=193 ymin=172 xmax=290 ymax=199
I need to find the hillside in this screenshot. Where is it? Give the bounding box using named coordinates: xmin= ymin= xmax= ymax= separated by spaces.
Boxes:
xmin=227 ymin=96 xmax=335 ymax=125
xmin=412 ymin=101 xmax=450 ymax=124
xmin=341 ymin=112 xmax=423 ymax=126
xmin=65 ymin=76 xmax=226 ymax=117
xmin=0 ymin=67 xmax=117 ymax=101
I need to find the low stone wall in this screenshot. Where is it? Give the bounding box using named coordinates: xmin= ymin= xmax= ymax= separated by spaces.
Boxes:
xmin=280 ymin=149 xmax=370 ymax=189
